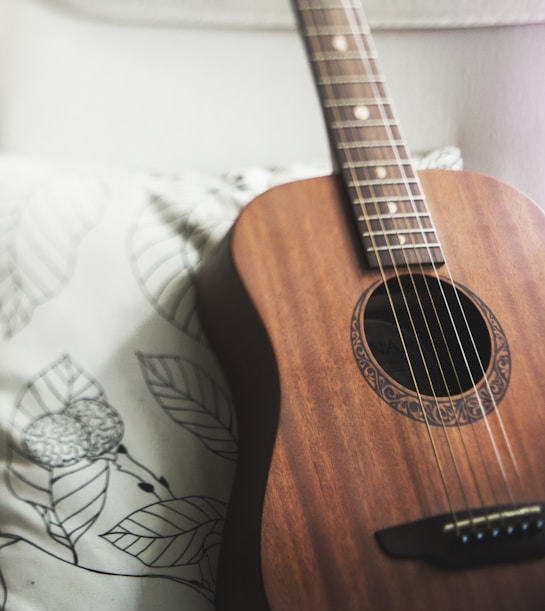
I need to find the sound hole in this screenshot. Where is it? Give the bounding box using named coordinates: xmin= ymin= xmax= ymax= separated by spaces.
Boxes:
xmin=363 ymin=274 xmax=491 ymax=397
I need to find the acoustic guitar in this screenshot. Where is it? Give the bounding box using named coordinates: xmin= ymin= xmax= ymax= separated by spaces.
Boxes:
xmin=197 ymin=1 xmax=545 ymax=609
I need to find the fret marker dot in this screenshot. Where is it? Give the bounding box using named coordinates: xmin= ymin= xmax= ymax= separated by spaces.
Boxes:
xmin=387 ymin=202 xmax=398 ymax=214
xmin=375 ymin=166 xmax=388 ymax=179
xmin=332 ymin=35 xmax=349 ymax=52
xmin=354 ymin=105 xmax=370 ymax=121
xmin=399 ymin=235 xmax=407 ymax=245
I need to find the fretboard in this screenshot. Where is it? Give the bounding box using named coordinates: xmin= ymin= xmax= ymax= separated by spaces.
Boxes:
xmin=292 ymin=0 xmax=444 ymax=269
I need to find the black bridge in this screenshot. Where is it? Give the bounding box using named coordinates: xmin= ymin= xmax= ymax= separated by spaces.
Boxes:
xmin=376 ymin=503 xmax=545 ymax=568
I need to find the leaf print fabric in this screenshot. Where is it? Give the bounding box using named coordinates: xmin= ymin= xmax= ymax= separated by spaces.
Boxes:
xmin=0 ymin=149 xmax=462 ymax=610
xmin=0 ymin=165 xmax=107 ymax=337
xmin=138 ymin=353 xmax=237 ymax=461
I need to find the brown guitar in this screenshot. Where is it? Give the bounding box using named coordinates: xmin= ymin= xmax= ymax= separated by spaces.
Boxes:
xmin=197 ymin=1 xmax=545 ymax=609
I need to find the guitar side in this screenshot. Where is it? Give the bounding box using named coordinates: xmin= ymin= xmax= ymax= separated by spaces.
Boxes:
xmin=197 ymin=169 xmax=545 ymax=610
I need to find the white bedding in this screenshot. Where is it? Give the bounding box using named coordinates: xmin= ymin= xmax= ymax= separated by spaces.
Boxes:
xmin=0 ymin=148 xmax=461 ymax=609
xmin=47 ymin=0 xmax=545 ymax=29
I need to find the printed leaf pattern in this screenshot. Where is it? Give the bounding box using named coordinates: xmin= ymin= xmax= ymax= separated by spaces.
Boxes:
xmin=101 ymin=496 xmax=226 ymax=570
xmin=0 ymin=538 xmax=18 ymax=611
xmin=0 ymin=168 xmax=107 ymax=337
xmin=130 ymin=177 xmax=252 ymax=340
xmin=138 ymin=353 xmax=237 ymax=461
xmin=6 ymin=355 xmax=117 ymax=562
xmin=128 ymin=167 xmax=337 ymax=340
xmin=0 ymin=560 xmax=6 ymax=611
xmin=33 ymin=460 xmax=110 ymax=559
xmin=0 ymin=156 xmax=464 ymax=609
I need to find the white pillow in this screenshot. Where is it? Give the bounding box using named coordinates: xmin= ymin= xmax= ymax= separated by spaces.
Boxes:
xmin=0 ymin=149 xmax=461 ymax=610
xmin=47 ymin=0 xmax=545 ymax=29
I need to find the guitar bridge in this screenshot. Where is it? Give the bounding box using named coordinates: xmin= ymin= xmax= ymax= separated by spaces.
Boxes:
xmin=376 ymin=503 xmax=545 ymax=568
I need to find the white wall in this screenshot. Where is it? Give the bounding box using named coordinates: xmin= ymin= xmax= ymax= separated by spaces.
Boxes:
xmin=1 ymin=0 xmax=544 ymax=208
xmin=0 ymin=0 xmax=326 ymax=169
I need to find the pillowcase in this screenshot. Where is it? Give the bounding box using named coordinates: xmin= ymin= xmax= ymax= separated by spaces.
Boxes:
xmin=48 ymin=0 xmax=545 ymax=29
xmin=0 ymin=148 xmax=461 ymax=610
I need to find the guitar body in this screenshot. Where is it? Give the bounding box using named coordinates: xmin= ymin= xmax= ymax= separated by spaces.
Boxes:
xmin=197 ymin=169 xmax=545 ymax=610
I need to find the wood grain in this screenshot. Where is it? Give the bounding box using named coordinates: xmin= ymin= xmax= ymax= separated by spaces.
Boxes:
xmin=197 ymin=169 xmax=545 ymax=610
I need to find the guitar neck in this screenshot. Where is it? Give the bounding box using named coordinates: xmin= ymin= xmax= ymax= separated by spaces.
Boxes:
xmin=292 ymin=0 xmax=444 ymax=268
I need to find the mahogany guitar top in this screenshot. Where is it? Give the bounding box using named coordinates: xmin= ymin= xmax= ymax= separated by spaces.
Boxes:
xmin=197 ymin=169 xmax=545 ymax=610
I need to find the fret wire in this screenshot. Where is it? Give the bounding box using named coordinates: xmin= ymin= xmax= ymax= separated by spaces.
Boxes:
xmin=359 ymin=214 xmax=429 ymax=223
xmin=348 ymin=178 xmax=418 ymax=187
xmin=331 ymin=119 xmax=397 ymax=129
xmin=324 ymin=98 xmax=393 ymax=107
xmin=357 ymin=209 xmax=432 ymax=223
xmin=353 ymin=190 xmax=424 ymax=201
xmin=363 ymin=219 xmax=435 ymax=230
xmin=336 ymin=140 xmax=407 ymax=149
xmin=343 ymin=159 xmax=413 ymax=169
xmin=369 ymin=242 xmax=442 ymax=253
xmin=311 ymin=52 xmax=379 ymax=62
xmin=362 ymin=228 xmax=437 ymax=238
xmin=303 ymin=26 xmax=371 ymax=36
xmin=318 ymin=75 xmax=385 ymax=85
xmin=355 ymin=197 xmax=427 ymax=208
xmin=321 ymin=87 xmax=388 ymax=102
xmin=342 ymin=161 xmax=418 ymax=182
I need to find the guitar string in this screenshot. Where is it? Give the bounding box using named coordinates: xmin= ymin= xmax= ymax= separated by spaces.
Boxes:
xmin=340 ymin=0 xmax=523 ymax=516
xmin=336 ymin=0 xmax=492 ymax=529
xmin=335 ymin=0 xmax=484 ymax=525
xmin=299 ymin=0 xmax=522 ymax=528
xmin=298 ymin=0 xmax=522 ymax=528
xmin=297 ymin=1 xmax=462 ymax=526
xmin=340 ymin=0 xmax=522 ymax=512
